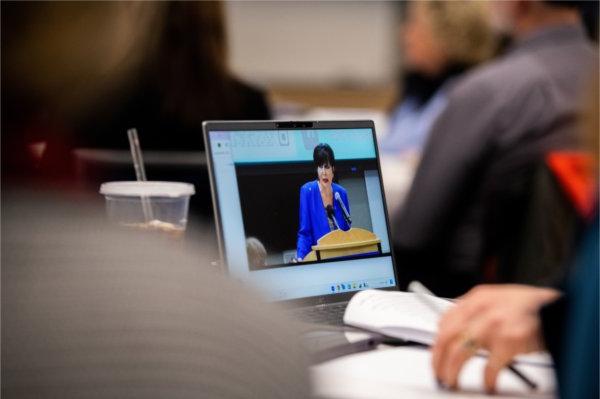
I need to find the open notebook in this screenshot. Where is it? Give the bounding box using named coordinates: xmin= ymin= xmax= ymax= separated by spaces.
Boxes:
xmin=343 ymin=289 xmax=553 ymax=367
xmin=343 ymin=289 xmax=453 ymax=345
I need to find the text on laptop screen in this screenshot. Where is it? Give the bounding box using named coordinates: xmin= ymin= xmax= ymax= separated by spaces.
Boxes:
xmin=208 ymin=128 xmax=395 ymax=300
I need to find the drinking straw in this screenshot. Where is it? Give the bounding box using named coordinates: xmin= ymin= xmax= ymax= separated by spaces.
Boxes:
xmin=127 ymin=128 xmax=154 ymax=222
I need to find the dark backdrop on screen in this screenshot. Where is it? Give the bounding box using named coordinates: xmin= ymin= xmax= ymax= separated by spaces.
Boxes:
xmin=235 ymin=158 xmax=378 ymax=267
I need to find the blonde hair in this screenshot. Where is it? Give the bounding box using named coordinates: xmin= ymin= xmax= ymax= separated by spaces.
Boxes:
xmin=419 ymin=0 xmax=496 ymax=65
xmin=246 ymin=237 xmax=267 ymax=269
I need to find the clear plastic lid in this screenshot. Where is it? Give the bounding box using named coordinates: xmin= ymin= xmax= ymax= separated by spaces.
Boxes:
xmin=99 ymin=181 xmax=195 ymax=197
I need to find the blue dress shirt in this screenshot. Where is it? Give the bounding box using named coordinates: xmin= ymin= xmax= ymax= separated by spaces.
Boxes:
xmin=296 ymin=180 xmax=350 ymax=260
xmin=380 ymin=90 xmax=448 ymax=154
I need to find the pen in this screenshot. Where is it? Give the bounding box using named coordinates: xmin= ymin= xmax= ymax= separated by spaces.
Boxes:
xmin=408 ymin=281 xmax=538 ymax=391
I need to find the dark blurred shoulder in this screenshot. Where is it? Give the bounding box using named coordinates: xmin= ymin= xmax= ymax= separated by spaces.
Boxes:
xmin=229 ymin=78 xmax=272 ymax=120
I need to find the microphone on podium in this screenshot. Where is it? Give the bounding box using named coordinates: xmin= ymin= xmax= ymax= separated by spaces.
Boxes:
xmin=325 ymin=204 xmax=340 ymax=230
xmin=334 ymin=192 xmax=352 ymax=226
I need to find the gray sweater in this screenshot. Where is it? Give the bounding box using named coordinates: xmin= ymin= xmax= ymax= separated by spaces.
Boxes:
xmin=2 ymin=194 xmax=309 ymax=398
xmin=394 ymin=24 xmax=597 ymax=296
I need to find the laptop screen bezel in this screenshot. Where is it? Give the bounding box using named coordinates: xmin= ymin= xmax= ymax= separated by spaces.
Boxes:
xmin=203 ymin=120 xmax=399 ymax=307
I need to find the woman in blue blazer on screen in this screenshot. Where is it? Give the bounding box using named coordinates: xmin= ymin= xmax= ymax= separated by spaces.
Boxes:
xmin=296 ymin=143 xmax=351 ymax=261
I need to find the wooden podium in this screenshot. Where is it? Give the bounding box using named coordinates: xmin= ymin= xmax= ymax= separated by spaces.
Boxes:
xmin=302 ymin=228 xmax=382 ymax=262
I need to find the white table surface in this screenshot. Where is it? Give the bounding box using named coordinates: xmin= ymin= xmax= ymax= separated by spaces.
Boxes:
xmin=311 ymin=345 xmax=556 ymax=399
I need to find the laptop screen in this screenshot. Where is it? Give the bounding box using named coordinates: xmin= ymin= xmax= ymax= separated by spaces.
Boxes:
xmin=206 ymin=124 xmax=396 ymax=301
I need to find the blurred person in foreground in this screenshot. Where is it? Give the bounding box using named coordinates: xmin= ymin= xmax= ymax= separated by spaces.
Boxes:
xmin=431 ymin=72 xmax=598 ymax=398
xmin=1 ymin=1 xmax=270 ymax=186
xmin=1 ymin=194 xmax=309 ymax=398
xmin=393 ymin=0 xmax=598 ymax=297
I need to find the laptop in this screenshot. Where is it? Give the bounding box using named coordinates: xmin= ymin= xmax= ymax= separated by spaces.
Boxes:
xmin=203 ymin=120 xmax=399 ymax=325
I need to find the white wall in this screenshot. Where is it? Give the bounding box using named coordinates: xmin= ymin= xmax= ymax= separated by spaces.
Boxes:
xmin=225 ymin=1 xmax=400 ymax=87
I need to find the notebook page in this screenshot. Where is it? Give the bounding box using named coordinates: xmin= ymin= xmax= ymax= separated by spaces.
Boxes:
xmin=343 ymin=290 xmax=454 ymax=341
xmin=343 ymin=290 xmax=554 ymax=365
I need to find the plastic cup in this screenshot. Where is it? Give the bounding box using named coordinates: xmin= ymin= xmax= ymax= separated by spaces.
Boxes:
xmin=100 ymin=181 xmax=195 ymax=238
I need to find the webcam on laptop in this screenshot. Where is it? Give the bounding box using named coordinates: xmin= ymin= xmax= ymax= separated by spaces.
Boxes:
xmin=276 ymin=121 xmax=314 ymax=129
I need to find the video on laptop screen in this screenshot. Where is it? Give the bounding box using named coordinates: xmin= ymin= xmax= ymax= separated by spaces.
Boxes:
xmin=208 ymin=127 xmax=396 ymax=301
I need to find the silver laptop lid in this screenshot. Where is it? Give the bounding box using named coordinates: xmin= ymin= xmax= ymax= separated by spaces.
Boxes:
xmin=203 ymin=120 xmax=398 ymax=306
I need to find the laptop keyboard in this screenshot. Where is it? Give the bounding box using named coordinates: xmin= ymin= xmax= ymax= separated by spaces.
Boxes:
xmin=292 ymin=302 xmax=347 ymax=326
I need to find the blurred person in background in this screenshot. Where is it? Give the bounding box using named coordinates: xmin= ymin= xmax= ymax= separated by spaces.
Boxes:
xmin=380 ymin=0 xmax=496 ymax=155
xmin=75 ymin=1 xmax=270 ymax=152
xmin=1 ymin=1 xmax=270 ymax=186
xmin=393 ymin=0 xmax=598 ymax=298
xmin=380 ymin=0 xmax=496 ymax=214
xmin=431 ymin=71 xmax=598 ymax=398
xmin=2 ymin=2 xmax=155 ymax=184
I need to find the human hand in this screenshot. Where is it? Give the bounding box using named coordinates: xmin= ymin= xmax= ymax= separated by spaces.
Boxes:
xmin=432 ymin=284 xmax=560 ymax=393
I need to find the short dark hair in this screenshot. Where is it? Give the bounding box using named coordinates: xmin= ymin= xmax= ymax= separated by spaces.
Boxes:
xmin=313 ymin=143 xmax=335 ymax=168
